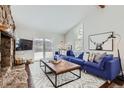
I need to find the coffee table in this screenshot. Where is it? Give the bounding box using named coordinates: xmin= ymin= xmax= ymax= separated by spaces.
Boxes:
xmin=40 ymin=59 xmax=81 ymax=88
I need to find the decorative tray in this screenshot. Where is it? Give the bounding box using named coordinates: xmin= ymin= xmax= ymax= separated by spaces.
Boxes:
xmin=50 ymin=60 xmax=61 ymax=64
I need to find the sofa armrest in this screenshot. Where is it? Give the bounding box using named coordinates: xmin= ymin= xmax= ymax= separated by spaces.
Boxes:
xmin=104 ymin=57 xmax=121 ymax=80
xmin=84 ymin=62 xmax=100 ymax=70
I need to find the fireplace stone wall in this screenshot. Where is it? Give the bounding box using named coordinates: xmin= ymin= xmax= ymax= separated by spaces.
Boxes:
xmin=0 ymin=31 xmax=15 ymax=69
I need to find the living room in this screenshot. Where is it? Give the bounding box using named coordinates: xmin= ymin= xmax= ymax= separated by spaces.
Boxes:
xmin=1 ymin=1 xmax=124 ymax=90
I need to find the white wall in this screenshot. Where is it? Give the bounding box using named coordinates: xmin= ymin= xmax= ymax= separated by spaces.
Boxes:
xmin=65 ymin=23 xmax=84 ymax=51
xmin=65 ymin=5 xmax=124 ymax=68
xmin=65 ymin=25 xmax=77 ymax=50
xmin=15 ymin=25 xmax=64 ymax=60
xmin=84 ymin=6 xmax=123 ymax=50
xmin=84 ymin=6 xmax=124 ymax=67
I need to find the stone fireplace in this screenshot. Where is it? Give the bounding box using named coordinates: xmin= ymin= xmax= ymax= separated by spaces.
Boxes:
xmin=0 ymin=5 xmax=15 ymax=75
xmin=0 ymin=31 xmax=15 ymax=88
xmin=0 ymin=6 xmax=28 ymax=88
xmin=1 ymin=31 xmax=15 ymax=68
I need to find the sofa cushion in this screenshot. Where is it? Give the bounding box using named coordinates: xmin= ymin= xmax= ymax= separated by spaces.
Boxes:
xmin=77 ymin=52 xmax=84 ymax=59
xmin=99 ymin=54 xmax=113 ymax=70
xmin=62 ymin=55 xmax=70 ymax=61
xmin=68 ymin=57 xmax=85 ymax=66
xmin=103 ymin=54 xmax=113 ymax=62
xmin=84 ymin=61 xmax=100 ymax=70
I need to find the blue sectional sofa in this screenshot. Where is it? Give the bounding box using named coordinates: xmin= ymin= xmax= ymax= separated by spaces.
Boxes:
xmin=54 ymin=50 xmax=121 ymax=81
xmin=83 ymin=57 xmax=120 ymax=80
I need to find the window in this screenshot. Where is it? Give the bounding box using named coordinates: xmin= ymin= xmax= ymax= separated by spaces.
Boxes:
xmin=75 ymin=24 xmax=84 ymax=51
xmin=34 ymin=39 xmax=44 ymax=60
xmin=44 ymin=39 xmax=53 ymax=59
xmin=34 ymin=38 xmax=53 ymax=61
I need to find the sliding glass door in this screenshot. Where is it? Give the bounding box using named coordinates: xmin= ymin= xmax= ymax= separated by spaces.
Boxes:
xmin=34 ymin=39 xmax=44 ymax=61
xmin=34 ymin=38 xmax=53 ymax=61
xmin=44 ymin=39 xmax=53 ymax=59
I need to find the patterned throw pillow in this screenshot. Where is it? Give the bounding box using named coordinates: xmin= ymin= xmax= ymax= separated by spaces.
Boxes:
xmin=88 ymin=53 xmax=95 ymax=62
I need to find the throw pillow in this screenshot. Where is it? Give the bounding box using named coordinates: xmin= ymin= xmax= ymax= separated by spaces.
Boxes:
xmin=66 ymin=50 xmax=75 ymax=57
xmin=94 ymin=52 xmax=107 ymax=63
xmin=55 ymin=51 xmax=60 ymax=55
xmin=93 ymin=53 xmax=100 ymax=63
xmin=83 ymin=52 xmax=90 ymax=61
xmin=102 ymin=54 xmax=113 ymax=63
xmin=77 ymin=52 xmax=84 ymax=59
xmin=61 ymin=50 xmax=66 ymax=55
xmin=88 ymin=53 xmax=95 ymax=62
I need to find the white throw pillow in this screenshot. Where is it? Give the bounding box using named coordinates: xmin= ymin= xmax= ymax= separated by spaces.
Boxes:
xmin=83 ymin=53 xmax=89 ymax=61
xmin=61 ymin=50 xmax=66 ymax=55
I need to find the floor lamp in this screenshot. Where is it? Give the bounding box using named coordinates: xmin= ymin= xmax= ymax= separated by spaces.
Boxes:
xmin=117 ymin=49 xmax=124 ymax=81
xmin=111 ymin=34 xmax=124 ymax=81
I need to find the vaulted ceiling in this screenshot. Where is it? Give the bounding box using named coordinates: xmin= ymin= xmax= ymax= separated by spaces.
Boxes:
xmin=11 ymin=5 xmax=95 ymax=34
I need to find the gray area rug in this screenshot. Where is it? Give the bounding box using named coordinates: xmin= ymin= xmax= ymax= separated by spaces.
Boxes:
xmin=29 ymin=62 xmax=105 ymax=88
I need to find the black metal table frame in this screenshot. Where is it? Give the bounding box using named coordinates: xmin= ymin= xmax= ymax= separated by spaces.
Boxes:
xmin=40 ymin=59 xmax=81 ymax=88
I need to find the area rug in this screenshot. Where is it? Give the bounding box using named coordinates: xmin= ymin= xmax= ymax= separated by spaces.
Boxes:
xmin=29 ymin=62 xmax=105 ymax=88
xmin=2 ymin=65 xmax=28 ymax=88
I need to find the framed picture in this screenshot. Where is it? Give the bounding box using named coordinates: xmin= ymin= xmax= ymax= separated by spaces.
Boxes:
xmin=88 ymin=32 xmax=114 ymax=51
